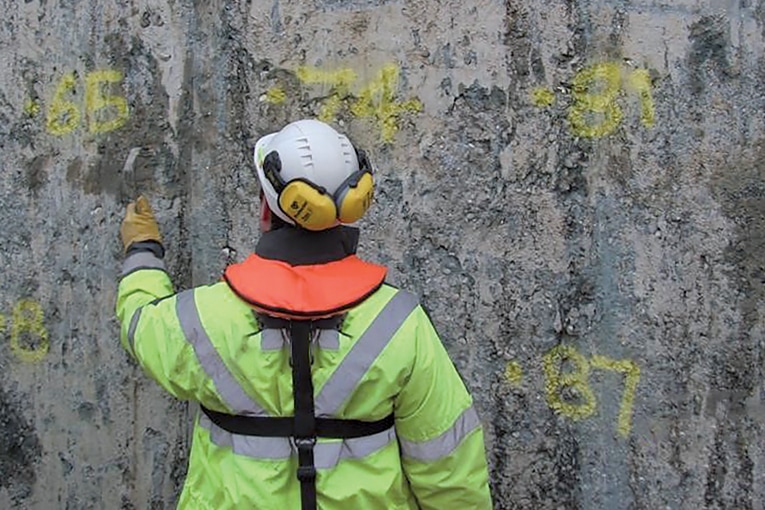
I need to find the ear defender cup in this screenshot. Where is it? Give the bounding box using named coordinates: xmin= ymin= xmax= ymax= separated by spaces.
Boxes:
xmin=278 ymin=179 xmax=338 ymax=231
xmin=335 ymin=171 xmax=374 ymax=224
xmin=334 ymin=148 xmax=375 ymax=224
xmin=263 ymin=151 xmax=339 ymax=231
xmin=262 ymin=147 xmax=374 ymax=230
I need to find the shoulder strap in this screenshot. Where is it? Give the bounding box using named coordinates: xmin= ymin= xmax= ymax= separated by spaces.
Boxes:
xmin=290 ymin=321 xmax=317 ymax=510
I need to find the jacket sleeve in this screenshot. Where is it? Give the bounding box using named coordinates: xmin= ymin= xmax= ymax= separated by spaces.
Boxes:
xmin=393 ymin=306 xmax=493 ymax=510
xmin=115 ymin=248 xmax=217 ymax=404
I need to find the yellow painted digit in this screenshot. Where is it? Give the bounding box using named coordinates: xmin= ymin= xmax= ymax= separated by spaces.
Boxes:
xmin=568 ymin=62 xmax=623 ymax=138
xmin=625 ymin=68 xmax=655 ymax=128
xmin=591 ymin=354 xmax=641 ymax=438
xmin=24 ymin=99 xmax=41 ymax=117
xmin=531 ymin=87 xmax=556 ymax=107
xmin=264 ymin=86 xmax=288 ymax=105
xmin=85 ymin=69 xmax=129 ymax=134
xmin=318 ymin=95 xmax=344 ymax=124
xmin=350 ymin=64 xmax=422 ymax=143
xmin=296 ymin=66 xmax=357 ymax=123
xmin=542 ymin=345 xmax=597 ymax=420
xmin=10 ymin=299 xmax=49 ymax=363
xmin=46 ymin=72 xmax=81 ymax=136
xmin=504 ymin=360 xmax=524 ymax=386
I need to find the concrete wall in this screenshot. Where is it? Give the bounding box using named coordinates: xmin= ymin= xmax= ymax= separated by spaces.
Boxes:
xmin=1 ymin=0 xmax=763 ymax=508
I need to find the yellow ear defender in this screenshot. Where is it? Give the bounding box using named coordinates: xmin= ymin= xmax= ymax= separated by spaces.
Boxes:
xmin=262 ymin=148 xmax=375 ymax=231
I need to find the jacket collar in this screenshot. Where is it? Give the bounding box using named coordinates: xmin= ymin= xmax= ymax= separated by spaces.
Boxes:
xmin=255 ymin=226 xmax=360 ymax=266
xmin=225 ymin=226 xmax=386 ymax=319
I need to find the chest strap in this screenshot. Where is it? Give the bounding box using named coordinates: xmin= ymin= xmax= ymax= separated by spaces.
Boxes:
xmin=200 ymin=319 xmax=394 ymax=510
xmin=201 ymin=408 xmax=394 ymax=438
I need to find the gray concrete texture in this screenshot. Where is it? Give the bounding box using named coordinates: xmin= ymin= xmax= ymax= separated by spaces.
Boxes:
xmin=0 ymin=0 xmax=763 ymax=508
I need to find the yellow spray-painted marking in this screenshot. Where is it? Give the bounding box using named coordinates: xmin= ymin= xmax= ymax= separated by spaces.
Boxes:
xmin=542 ymin=345 xmax=598 ymax=421
xmin=549 ymin=62 xmax=657 ymax=138
xmin=529 ymin=344 xmax=641 ymax=437
xmin=297 ymin=66 xmax=357 ymax=122
xmin=85 ymin=69 xmax=130 ymax=134
xmin=264 ymin=86 xmax=288 ymax=105
xmin=44 ymin=69 xmax=130 ymax=136
xmin=296 ymin=66 xmax=357 ymax=87
xmin=531 ymin=87 xmax=556 ymax=107
xmin=624 ymin=68 xmax=655 ymax=128
xmin=504 ymin=360 xmax=524 ymax=386
xmin=24 ymin=99 xmax=40 ymax=117
xmin=568 ymin=62 xmax=624 ymax=138
xmin=350 ymin=64 xmax=422 ymax=143
xmin=10 ymin=299 xmax=49 ymax=363
xmin=591 ymin=354 xmax=641 ymax=438
xmin=271 ymin=64 xmax=422 ymax=143
xmin=46 ymin=72 xmax=81 ymax=135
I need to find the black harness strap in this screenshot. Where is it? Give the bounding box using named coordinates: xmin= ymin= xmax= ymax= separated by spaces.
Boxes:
xmin=201 ymin=409 xmax=395 ymax=438
xmin=201 ymin=318 xmax=395 ymax=510
xmin=291 ymin=321 xmax=317 ymax=510
xmin=258 ymin=314 xmax=344 ymax=330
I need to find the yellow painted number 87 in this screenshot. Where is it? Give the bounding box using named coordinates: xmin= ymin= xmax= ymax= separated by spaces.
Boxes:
xmin=543 ymin=345 xmax=641 ymax=437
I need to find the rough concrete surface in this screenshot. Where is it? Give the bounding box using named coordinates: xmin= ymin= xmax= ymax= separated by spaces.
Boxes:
xmin=0 ymin=0 xmax=763 ymax=509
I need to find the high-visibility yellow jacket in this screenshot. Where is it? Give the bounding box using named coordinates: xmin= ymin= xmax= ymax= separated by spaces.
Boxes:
xmin=116 ymin=228 xmax=493 ymax=509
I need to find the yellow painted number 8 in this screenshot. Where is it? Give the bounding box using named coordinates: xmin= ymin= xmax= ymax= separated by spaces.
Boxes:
xmin=568 ymin=63 xmax=623 ymax=138
xmin=10 ymin=299 xmax=50 ymax=363
xmin=543 ymin=345 xmax=597 ymax=420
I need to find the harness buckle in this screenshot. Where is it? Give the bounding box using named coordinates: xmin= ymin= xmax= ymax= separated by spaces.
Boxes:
xmin=294 ymin=437 xmax=317 ymax=482
xmin=294 ymin=436 xmax=316 ymax=451
xmin=297 ymin=465 xmax=317 ymax=482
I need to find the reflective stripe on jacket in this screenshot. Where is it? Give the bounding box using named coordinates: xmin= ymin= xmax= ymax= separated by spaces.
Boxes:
xmin=116 ymin=249 xmax=493 ymax=510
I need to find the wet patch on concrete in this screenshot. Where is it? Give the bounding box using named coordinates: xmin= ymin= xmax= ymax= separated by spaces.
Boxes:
xmin=702 ymin=138 xmax=765 ymax=510
xmin=709 ymin=140 xmax=765 ymax=371
xmin=704 ymin=419 xmax=757 ymax=509
xmin=687 ymin=16 xmax=733 ymax=96
xmin=24 ymin=154 xmax=51 ymax=195
xmin=0 ymin=384 xmax=42 ymax=505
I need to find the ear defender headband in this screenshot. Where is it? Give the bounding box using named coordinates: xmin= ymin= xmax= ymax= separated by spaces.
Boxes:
xmin=262 ymin=148 xmax=374 ymax=231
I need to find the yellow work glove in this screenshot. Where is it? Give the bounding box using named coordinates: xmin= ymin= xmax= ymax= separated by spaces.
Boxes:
xmin=120 ymin=195 xmax=162 ymax=253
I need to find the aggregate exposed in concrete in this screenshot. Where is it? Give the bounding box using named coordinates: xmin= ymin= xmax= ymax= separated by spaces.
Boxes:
xmin=0 ymin=1 xmax=764 ymax=509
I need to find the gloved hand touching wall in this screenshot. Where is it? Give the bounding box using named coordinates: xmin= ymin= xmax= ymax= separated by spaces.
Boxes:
xmin=120 ymin=196 xmax=162 ymax=253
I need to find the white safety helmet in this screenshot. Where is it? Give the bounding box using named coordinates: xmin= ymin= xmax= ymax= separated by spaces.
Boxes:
xmin=254 ymin=119 xmax=375 ymax=231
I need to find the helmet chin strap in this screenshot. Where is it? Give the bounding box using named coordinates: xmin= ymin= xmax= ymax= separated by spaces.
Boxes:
xmin=260 ymin=195 xmax=288 ymax=232
xmin=259 ymin=198 xmax=272 ymax=233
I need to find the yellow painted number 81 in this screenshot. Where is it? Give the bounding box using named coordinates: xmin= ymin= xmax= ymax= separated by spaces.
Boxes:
xmin=568 ymin=63 xmax=655 ymax=138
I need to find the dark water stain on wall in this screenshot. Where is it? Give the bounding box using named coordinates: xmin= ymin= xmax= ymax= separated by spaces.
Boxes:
xmin=687 ymin=16 xmax=732 ymax=96
xmin=705 ymin=141 xmax=765 ymax=510
xmin=0 ymin=384 xmax=42 ymax=505
xmin=503 ymin=2 xmax=536 ymax=82
xmin=703 ymin=418 xmax=757 ymax=509
xmin=24 ymin=154 xmax=51 ymax=195
xmin=710 ymin=141 xmax=765 ymax=367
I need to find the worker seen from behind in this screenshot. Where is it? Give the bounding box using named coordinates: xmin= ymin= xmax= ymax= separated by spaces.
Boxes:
xmin=116 ymin=119 xmax=493 ymax=509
